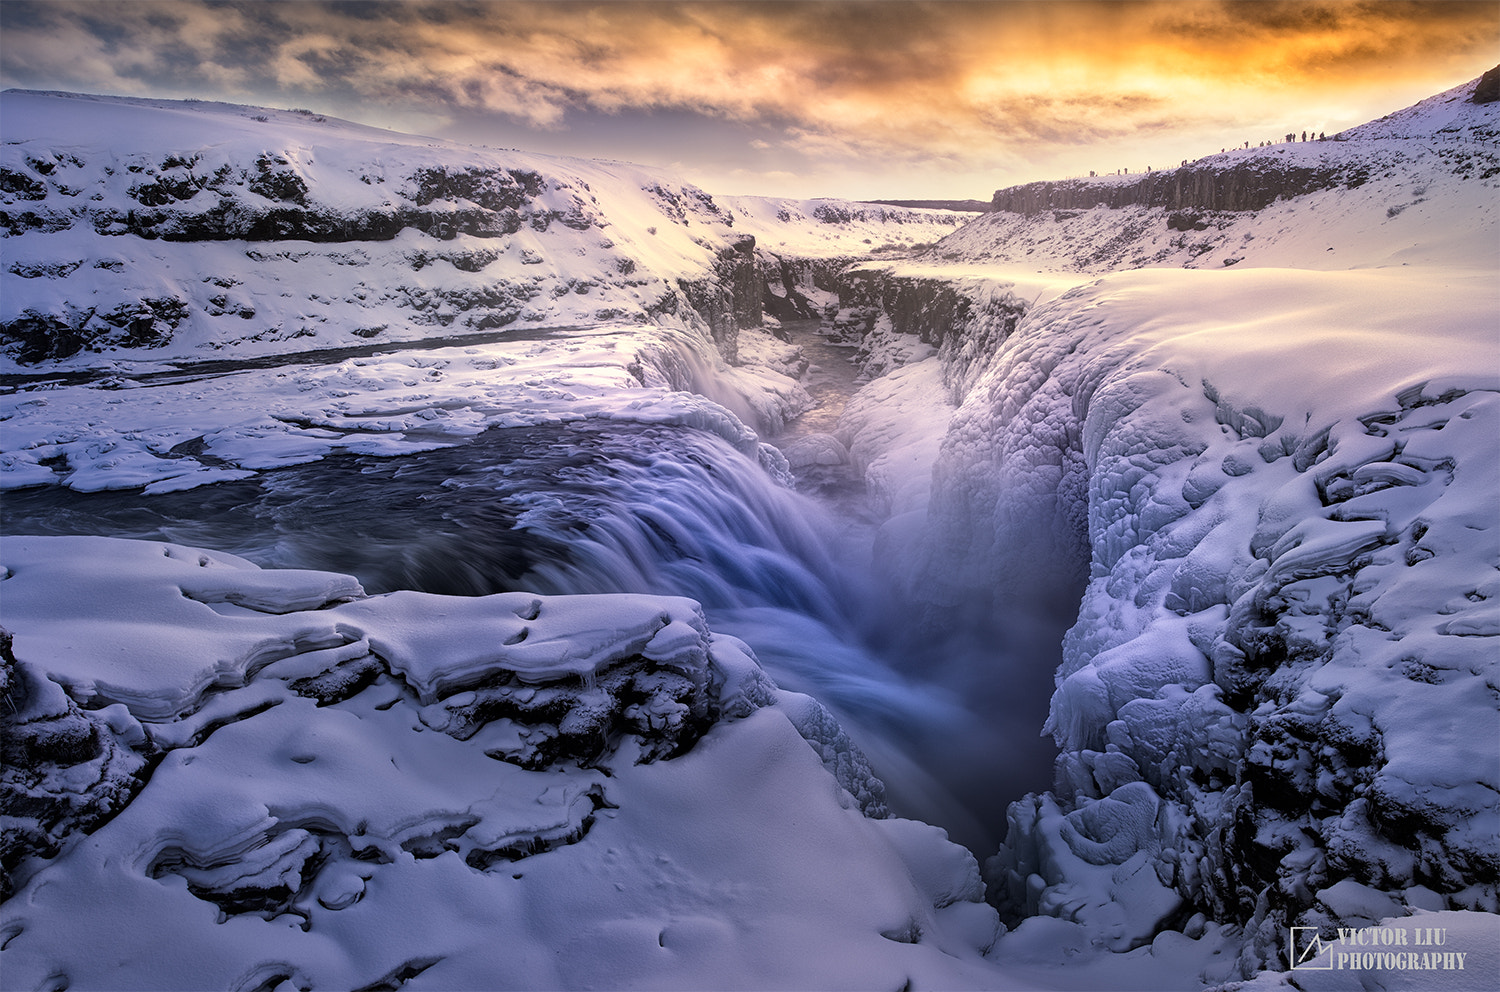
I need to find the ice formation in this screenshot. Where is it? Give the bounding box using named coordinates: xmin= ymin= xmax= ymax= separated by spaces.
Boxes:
xmin=831 ymin=74 xmax=1500 ymax=979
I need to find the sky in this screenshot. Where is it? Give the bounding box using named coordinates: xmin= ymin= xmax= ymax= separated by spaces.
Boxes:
xmin=1 ymin=1 xmax=1496 ymax=201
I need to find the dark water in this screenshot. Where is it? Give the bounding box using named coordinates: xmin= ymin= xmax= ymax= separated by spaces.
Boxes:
xmin=2 ymin=422 xmax=843 ymax=612
xmin=770 ymin=319 xmax=866 ymax=443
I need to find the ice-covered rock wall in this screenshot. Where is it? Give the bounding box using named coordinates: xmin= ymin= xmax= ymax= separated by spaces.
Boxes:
xmin=885 ymin=264 xmax=1498 ymax=965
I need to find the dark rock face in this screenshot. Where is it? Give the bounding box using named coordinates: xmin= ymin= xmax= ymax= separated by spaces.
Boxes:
xmin=0 ymin=629 xmax=151 ymax=901
xmin=0 ymin=312 xmax=86 ymax=364
xmin=759 ymin=253 xmax=849 ymax=321
xmin=405 ymin=165 xmax=545 ymax=212
xmin=991 ymin=158 xmax=1370 ymax=215
xmin=1167 ymin=210 xmax=1211 ymax=231
xmin=719 ymin=234 xmax=763 ymax=339
xmin=411 ymin=651 xmax=715 ymax=769
xmin=4 ymin=198 xmax=546 ymax=244
xmin=0 ymin=154 xmax=594 ymax=243
xmin=829 ymin=269 xmax=976 ymax=347
xmin=1473 ymin=65 xmax=1500 ymax=104
xmin=1 ymin=297 xmax=189 ymax=363
xmin=675 ymin=234 xmax=762 ymax=364
xmin=827 ymin=266 xmax=1028 ymax=404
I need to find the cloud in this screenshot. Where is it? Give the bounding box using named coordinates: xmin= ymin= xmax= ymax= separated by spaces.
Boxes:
xmin=2 ymin=0 xmax=1495 ymax=188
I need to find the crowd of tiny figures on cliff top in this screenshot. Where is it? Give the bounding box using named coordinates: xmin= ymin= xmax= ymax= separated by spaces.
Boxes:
xmin=1091 ymin=130 xmax=1332 ymax=178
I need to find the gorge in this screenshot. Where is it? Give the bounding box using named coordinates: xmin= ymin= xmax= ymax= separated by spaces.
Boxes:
xmin=2 ymin=76 xmax=1498 ymax=990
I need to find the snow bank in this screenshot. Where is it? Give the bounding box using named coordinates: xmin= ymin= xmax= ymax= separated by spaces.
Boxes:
xmin=0 ymin=320 xmax=810 ymax=494
xmin=0 ymin=534 xmax=1008 ymax=990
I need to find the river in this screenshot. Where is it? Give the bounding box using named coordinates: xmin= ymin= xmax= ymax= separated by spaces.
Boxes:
xmin=2 ymin=319 xmax=1058 ymax=853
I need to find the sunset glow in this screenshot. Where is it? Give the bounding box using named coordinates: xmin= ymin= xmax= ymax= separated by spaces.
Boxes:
xmin=2 ymin=1 xmax=1496 ymax=199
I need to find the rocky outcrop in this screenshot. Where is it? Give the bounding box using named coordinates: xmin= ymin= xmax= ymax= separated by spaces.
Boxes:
xmin=1 ymin=627 xmax=150 ymax=900
xmin=665 ymin=235 xmax=761 ymax=365
xmin=1472 ymin=65 xmax=1499 ymax=105
xmin=3 ymin=298 xmax=190 ymax=364
xmin=758 ymin=253 xmax=850 ymax=321
xmin=826 ymin=265 xmax=1028 ymax=402
xmin=828 ymin=270 xmax=975 ymax=348
xmin=991 ymin=157 xmax=1371 ymax=216
xmin=0 ymin=155 xmax=601 ymax=244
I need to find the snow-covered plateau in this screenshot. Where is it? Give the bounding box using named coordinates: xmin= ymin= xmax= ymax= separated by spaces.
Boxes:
xmin=2 ymin=73 xmax=1498 ymax=991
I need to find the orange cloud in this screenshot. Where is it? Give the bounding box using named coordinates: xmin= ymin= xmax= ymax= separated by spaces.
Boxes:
xmin=2 ymin=0 xmax=1495 ymax=187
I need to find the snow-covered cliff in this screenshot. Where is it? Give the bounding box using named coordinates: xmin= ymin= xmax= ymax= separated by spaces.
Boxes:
xmin=0 ymin=89 xmax=964 ymax=370
xmin=930 ymin=77 xmax=1498 ymax=274
xmin=823 ymin=71 xmax=1500 ymax=976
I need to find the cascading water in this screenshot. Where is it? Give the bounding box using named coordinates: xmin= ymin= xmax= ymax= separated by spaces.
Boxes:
xmin=1 ymin=321 xmax=1066 ymax=855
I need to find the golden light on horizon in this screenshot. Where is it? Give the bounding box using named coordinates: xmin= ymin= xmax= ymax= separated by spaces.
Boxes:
xmin=1 ymin=1 xmax=1495 ymax=197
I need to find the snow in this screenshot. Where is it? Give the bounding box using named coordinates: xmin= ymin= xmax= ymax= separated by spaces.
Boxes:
xmin=0 ymin=534 xmax=1009 ymax=990
xmin=0 ymin=322 xmax=794 ymax=494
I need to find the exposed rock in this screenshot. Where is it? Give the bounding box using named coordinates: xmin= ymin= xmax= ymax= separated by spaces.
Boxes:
xmin=1167 ymin=210 xmax=1211 ymax=231
xmin=828 ymin=265 xmax=1027 ymax=402
xmin=759 ymin=252 xmax=849 ymax=321
xmin=991 ymin=158 xmax=1370 ymax=215
xmin=0 ymin=627 xmax=151 ymax=901
xmin=1473 ymin=64 xmax=1500 ymax=104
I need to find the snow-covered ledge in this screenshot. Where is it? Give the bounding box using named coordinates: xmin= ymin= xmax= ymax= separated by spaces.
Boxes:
xmin=0 ymin=535 xmax=1005 ymax=990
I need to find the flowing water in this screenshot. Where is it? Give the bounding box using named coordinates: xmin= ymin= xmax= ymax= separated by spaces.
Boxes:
xmin=3 ymin=321 xmax=1061 ymax=853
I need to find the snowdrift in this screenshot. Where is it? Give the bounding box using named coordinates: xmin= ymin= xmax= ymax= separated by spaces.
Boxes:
xmin=0 ymin=535 xmax=1005 ymax=990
